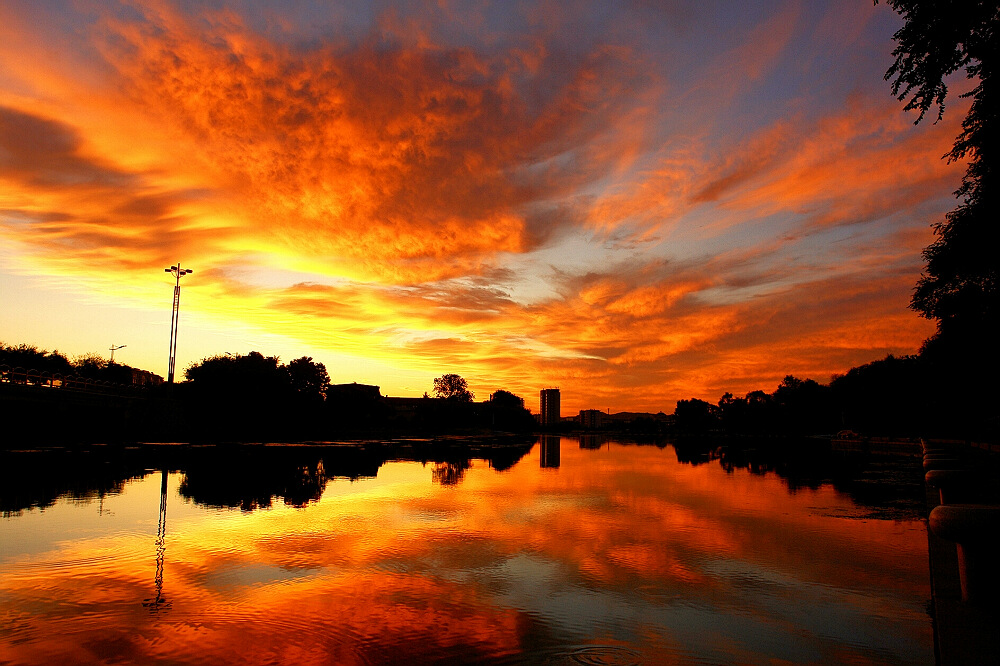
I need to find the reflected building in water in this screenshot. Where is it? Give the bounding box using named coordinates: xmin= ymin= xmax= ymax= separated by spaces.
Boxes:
xmin=578 ymin=434 xmax=605 ymax=450
xmin=540 ymin=436 xmax=561 ymax=468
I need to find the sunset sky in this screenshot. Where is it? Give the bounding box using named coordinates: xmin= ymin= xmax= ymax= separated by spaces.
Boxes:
xmin=0 ymin=1 xmax=966 ymax=413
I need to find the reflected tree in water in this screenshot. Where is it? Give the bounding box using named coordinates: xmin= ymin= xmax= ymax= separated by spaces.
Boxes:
xmin=178 ymin=457 xmax=330 ymax=512
xmin=432 ymin=460 xmax=471 ymax=485
xmin=0 ymin=449 xmax=147 ymax=517
xmin=672 ymin=439 xmax=925 ymax=520
xmin=0 ymin=439 xmax=537 ymax=515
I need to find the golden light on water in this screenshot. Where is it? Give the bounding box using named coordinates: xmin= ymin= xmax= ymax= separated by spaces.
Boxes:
xmin=0 ymin=442 xmax=931 ymax=664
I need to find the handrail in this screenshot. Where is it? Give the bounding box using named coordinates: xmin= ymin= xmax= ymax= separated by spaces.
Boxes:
xmin=0 ymin=366 xmax=157 ymax=395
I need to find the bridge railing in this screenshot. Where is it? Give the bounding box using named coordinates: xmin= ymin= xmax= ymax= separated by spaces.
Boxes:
xmin=0 ymin=365 xmax=153 ymax=396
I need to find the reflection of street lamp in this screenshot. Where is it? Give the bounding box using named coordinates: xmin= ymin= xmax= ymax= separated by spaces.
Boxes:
xmin=109 ymin=344 xmax=126 ymax=364
xmin=164 ymin=263 xmax=193 ymax=383
xmin=142 ymin=469 xmax=170 ymax=613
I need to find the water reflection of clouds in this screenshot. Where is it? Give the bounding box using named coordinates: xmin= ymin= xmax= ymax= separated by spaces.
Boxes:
xmin=0 ymin=442 xmax=932 ymax=664
xmin=703 ymin=558 xmax=929 ymax=663
xmin=203 ymin=562 xmax=323 ymax=592
xmin=489 ymin=549 xmax=927 ymax=664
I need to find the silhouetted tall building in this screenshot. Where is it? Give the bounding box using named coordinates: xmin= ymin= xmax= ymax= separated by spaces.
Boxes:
xmin=540 ymin=388 xmax=560 ymax=425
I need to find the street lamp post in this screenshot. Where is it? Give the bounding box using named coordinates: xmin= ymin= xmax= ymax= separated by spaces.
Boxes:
xmin=165 ymin=263 xmax=193 ymax=383
xmin=109 ymin=344 xmax=126 ymax=364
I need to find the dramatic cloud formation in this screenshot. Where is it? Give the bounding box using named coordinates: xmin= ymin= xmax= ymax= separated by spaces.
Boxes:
xmin=0 ymin=1 xmax=961 ymax=411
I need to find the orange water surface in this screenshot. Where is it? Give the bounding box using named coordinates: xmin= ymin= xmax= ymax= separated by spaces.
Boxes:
xmin=0 ymin=439 xmax=932 ymax=665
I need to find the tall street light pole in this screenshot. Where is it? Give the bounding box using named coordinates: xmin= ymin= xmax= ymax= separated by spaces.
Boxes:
xmin=165 ymin=263 xmax=193 ymax=383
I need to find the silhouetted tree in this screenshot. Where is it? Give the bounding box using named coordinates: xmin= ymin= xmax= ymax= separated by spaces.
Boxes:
xmin=881 ymin=1 xmax=998 ymax=358
xmin=433 ymin=373 xmax=474 ymax=402
xmin=718 ymin=392 xmax=751 ymax=434
xmin=489 ymin=389 xmax=524 ymax=409
xmin=286 ymin=356 xmax=329 ymax=402
xmin=772 ymin=375 xmax=835 ymax=434
xmin=0 ymin=343 xmax=72 ymax=376
xmin=674 ymin=398 xmax=718 ymax=433
xmin=184 ymin=352 xmax=295 ymax=399
xmin=101 ymin=362 xmax=137 ymax=385
xmin=178 ymin=452 xmax=330 ymax=511
xmin=72 ymin=353 xmax=107 ymax=379
xmin=830 ymin=354 xmax=929 ymax=436
xmin=486 ymin=389 xmax=534 ymax=432
xmin=183 ymin=352 xmax=296 ymax=439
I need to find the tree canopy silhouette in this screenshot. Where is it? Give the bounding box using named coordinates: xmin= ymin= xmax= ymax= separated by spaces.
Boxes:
xmin=433 ymin=373 xmax=474 ymax=402
xmin=881 ymin=0 xmax=998 ymax=353
xmin=72 ymin=353 xmax=107 ymax=379
xmin=488 ymin=389 xmax=524 ymax=409
xmin=0 ymin=343 xmax=72 ymax=376
xmin=184 ymin=351 xmax=288 ymax=390
xmin=287 ymin=356 xmax=330 ymax=402
xmin=486 ymin=389 xmax=534 ymax=432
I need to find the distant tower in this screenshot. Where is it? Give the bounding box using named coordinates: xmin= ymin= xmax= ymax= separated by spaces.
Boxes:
xmin=540 ymin=388 xmax=561 ymax=425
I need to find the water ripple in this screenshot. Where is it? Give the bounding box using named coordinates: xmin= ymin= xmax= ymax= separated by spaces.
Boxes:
xmin=544 ymin=645 xmax=642 ymax=666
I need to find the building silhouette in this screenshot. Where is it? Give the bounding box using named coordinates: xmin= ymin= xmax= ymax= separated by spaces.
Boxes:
xmin=579 ymin=409 xmax=603 ymax=429
xmin=540 ymin=388 xmax=561 ymax=425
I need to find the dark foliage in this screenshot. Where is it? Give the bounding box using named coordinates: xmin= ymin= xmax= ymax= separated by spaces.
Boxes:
xmin=489 ymin=389 xmax=524 ymax=409
xmin=485 ymin=389 xmax=535 ymax=432
xmin=72 ymin=353 xmax=108 ymax=379
xmin=181 ymin=352 xmax=300 ymax=440
xmin=881 ymin=0 xmax=999 ymax=389
xmin=678 ymin=376 xmax=839 ymax=437
xmin=829 ymin=355 xmax=928 ymax=436
xmin=287 ymin=356 xmax=330 ymax=402
xmin=1 ymin=440 xmax=536 ymax=515
xmin=184 ymin=351 xmax=287 ymax=388
xmin=0 ymin=343 xmax=151 ymax=384
xmin=0 ymin=343 xmax=73 ymax=376
xmin=433 ymin=373 xmax=474 ymax=402
xmin=671 ymin=351 xmax=996 ymax=441
xmin=673 ymin=398 xmax=718 ymax=433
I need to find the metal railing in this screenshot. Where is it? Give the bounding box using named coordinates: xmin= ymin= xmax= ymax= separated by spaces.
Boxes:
xmin=0 ymin=365 xmax=156 ymax=396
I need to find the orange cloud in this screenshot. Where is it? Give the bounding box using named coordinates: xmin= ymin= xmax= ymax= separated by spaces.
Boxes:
xmin=689 ymin=95 xmax=964 ymax=231
xmin=0 ymin=1 xmax=962 ymax=412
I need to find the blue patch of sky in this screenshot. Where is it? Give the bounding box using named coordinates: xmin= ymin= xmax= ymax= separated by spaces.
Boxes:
xmin=175 ymin=0 xmax=378 ymax=47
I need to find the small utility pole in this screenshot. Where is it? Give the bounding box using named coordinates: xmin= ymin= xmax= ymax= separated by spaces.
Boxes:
xmin=165 ymin=263 xmax=193 ymax=383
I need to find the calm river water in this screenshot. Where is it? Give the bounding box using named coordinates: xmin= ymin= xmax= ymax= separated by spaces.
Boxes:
xmin=1 ymin=438 xmax=931 ymax=665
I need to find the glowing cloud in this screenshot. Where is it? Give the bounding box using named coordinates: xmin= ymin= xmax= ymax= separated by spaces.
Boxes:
xmin=0 ymin=1 xmax=959 ymax=411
